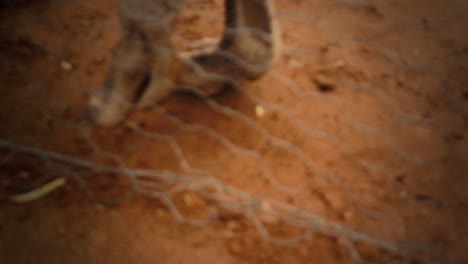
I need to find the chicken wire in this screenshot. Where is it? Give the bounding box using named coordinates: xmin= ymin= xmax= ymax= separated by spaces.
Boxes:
xmin=0 ymin=0 xmax=467 ymax=263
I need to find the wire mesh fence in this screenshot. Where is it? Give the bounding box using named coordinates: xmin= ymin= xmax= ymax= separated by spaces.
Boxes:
xmin=0 ymin=0 xmax=467 ymax=263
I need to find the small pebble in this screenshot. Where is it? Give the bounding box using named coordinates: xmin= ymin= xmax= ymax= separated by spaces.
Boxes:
xmin=182 ymin=192 xmax=205 ymax=207
xmin=183 ymin=193 xmax=195 ymax=206
xmin=314 ymin=73 xmax=336 ymax=93
xmin=60 ymin=61 xmax=73 ymax=71
xmin=287 ymin=59 xmax=304 ymax=68
xmin=259 ymin=201 xmax=278 ymax=224
xmin=255 ymin=105 xmax=265 ymax=117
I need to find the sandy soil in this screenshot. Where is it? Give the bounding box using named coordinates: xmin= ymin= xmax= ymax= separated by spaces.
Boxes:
xmin=0 ymin=0 xmax=467 ymax=263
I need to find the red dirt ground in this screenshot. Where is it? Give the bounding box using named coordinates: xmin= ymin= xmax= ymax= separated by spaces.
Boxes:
xmin=0 ymin=0 xmax=467 ymax=263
